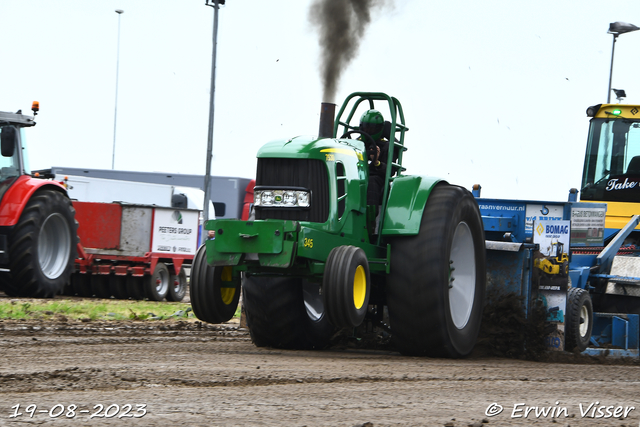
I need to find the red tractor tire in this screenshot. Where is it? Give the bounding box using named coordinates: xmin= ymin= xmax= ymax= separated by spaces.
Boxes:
xmin=0 ymin=190 xmax=78 ymax=298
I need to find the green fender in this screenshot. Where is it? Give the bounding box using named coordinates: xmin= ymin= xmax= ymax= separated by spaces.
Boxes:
xmin=380 ymin=175 xmax=444 ymax=236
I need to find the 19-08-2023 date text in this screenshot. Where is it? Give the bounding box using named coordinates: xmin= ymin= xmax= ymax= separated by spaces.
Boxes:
xmin=9 ymin=403 xmax=147 ymax=419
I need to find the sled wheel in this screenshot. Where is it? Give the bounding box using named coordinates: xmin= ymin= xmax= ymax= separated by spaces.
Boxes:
xmin=145 ymin=262 xmax=170 ymax=301
xmin=166 ymin=267 xmax=187 ymax=302
xmin=110 ymin=275 xmax=129 ymax=299
xmin=0 ymin=190 xmax=78 ymax=298
xmin=91 ymin=275 xmax=111 ymax=299
xmin=386 ymin=183 xmax=486 ymax=358
xmin=71 ymin=273 xmax=92 ymax=297
xmin=565 ymin=287 xmax=593 ymax=352
xmin=190 ymin=244 xmax=240 ymax=324
xmin=323 ymin=245 xmax=371 ymax=328
xmin=126 ymin=275 xmax=145 ymax=300
xmin=243 ymin=275 xmax=334 ymax=349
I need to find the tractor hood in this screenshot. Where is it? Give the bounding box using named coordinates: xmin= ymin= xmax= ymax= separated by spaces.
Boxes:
xmin=256 ymin=135 xmax=365 ymax=163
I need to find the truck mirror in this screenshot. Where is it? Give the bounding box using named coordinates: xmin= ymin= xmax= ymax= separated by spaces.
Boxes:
xmin=0 ymin=126 xmax=17 ymax=157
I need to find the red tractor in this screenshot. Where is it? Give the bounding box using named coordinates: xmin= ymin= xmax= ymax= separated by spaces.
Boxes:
xmin=0 ymin=103 xmax=77 ymax=297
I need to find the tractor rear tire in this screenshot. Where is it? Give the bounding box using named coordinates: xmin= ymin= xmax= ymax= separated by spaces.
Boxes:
xmin=190 ymin=244 xmax=240 ymax=324
xmin=386 ymin=183 xmax=486 ymax=358
xmin=62 ymin=281 xmax=74 ymax=296
xmin=243 ymin=275 xmax=334 ymax=349
xmin=166 ymin=267 xmax=187 ymax=302
xmin=565 ymin=287 xmax=593 ymax=352
xmin=0 ymin=273 xmax=17 ymax=296
xmin=0 ymin=190 xmax=78 ymax=298
xmin=145 ymin=262 xmax=170 ymax=301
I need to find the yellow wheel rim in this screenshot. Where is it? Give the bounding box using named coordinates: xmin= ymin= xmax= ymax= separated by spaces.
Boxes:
xmin=353 ymin=265 xmax=366 ymax=309
xmin=220 ymin=266 xmax=235 ymax=305
xmin=220 ymin=266 xmax=233 ymax=281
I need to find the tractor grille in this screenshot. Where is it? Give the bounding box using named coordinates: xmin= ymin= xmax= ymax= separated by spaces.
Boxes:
xmin=255 ymin=158 xmax=329 ymax=222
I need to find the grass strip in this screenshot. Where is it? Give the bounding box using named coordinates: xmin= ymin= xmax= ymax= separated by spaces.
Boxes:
xmin=0 ymin=299 xmax=196 ymax=321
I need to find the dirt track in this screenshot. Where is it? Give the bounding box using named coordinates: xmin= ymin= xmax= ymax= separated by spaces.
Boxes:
xmin=1 ymin=310 xmax=640 ymax=427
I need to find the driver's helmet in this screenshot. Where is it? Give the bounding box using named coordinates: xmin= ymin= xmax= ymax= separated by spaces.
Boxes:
xmin=359 ymin=109 xmax=384 ymax=140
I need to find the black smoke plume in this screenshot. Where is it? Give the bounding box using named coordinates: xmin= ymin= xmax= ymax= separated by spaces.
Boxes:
xmin=309 ymin=0 xmax=387 ymax=103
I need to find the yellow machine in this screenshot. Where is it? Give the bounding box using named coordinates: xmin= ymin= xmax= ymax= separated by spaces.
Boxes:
xmin=581 ymin=103 xmax=640 ymax=240
xmin=534 ymin=242 xmax=569 ymax=276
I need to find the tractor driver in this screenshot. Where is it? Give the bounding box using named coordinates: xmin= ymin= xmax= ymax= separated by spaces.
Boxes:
xmin=359 ymin=109 xmax=388 ymax=206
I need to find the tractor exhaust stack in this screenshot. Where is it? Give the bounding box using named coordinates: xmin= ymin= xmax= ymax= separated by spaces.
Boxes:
xmin=318 ymin=102 xmax=336 ymax=138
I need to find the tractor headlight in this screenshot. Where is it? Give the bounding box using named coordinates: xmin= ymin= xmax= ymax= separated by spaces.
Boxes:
xmin=259 ymin=191 xmax=275 ymax=206
xmin=296 ymin=192 xmax=309 ymax=207
xmin=283 ymin=191 xmax=297 ymax=206
xmin=254 ymin=188 xmax=310 ymax=208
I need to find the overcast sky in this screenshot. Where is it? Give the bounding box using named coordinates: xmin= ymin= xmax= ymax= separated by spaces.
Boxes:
xmin=2 ymin=0 xmax=640 ymax=201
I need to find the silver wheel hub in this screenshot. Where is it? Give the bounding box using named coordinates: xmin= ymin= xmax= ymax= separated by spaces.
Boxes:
xmin=155 ymin=268 xmax=169 ymax=295
xmin=579 ymin=304 xmax=590 ymax=337
xmin=39 ymin=213 xmax=71 ymax=280
xmin=448 ymin=221 xmax=476 ymax=329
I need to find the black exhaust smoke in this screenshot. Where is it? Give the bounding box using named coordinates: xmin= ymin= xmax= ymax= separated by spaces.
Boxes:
xmin=318 ymin=102 xmax=336 ymax=138
xmin=309 ymin=0 xmax=389 ymax=103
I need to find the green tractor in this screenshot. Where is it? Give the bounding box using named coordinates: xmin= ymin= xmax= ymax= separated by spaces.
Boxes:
xmin=191 ymin=92 xmax=486 ymax=358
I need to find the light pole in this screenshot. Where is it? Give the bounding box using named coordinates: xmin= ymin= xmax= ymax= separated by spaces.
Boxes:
xmin=203 ymin=0 xmax=225 ymax=221
xmin=112 ymin=9 xmax=124 ymax=170
xmin=607 ymin=21 xmax=639 ymax=103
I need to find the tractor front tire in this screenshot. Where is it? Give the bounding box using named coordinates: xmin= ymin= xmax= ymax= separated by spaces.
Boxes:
xmin=565 ymin=287 xmax=593 ymax=352
xmin=323 ymin=245 xmax=371 ymax=328
xmin=242 ymin=275 xmax=334 ymax=349
xmin=0 ymin=190 xmax=77 ymax=298
xmin=386 ymin=183 xmax=486 ymax=358
xmin=190 ymin=244 xmax=240 ymax=324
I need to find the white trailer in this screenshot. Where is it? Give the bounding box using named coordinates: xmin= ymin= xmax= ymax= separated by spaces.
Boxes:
xmin=62 ymin=174 xmax=214 ymax=217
